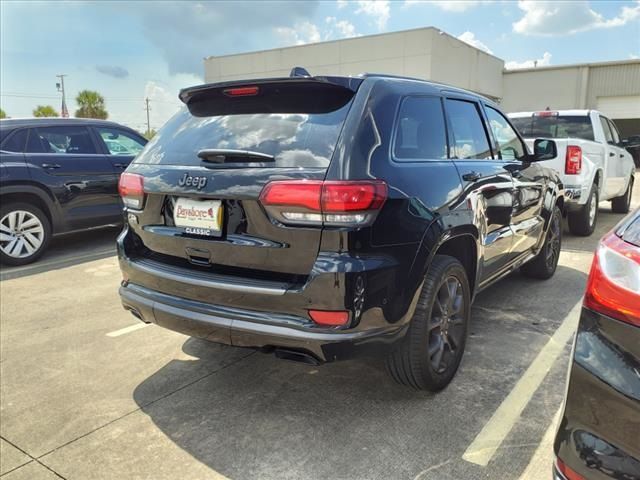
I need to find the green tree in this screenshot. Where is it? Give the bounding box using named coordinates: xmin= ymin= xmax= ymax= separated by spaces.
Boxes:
xmin=33 ymin=105 xmax=59 ymax=117
xmin=75 ymin=90 xmax=108 ymax=119
xmin=0 ymin=108 xmax=6 ymax=119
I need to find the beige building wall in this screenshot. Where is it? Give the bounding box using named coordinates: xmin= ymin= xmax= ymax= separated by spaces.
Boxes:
xmin=501 ymin=60 xmax=640 ymax=116
xmin=203 ymin=27 xmax=504 ymax=100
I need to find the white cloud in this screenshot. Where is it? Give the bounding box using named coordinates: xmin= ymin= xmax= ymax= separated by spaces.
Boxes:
xmin=355 ymin=0 xmax=390 ymax=29
xmin=337 ymin=0 xmax=348 ymax=8
xmin=505 ymin=52 xmax=552 ymax=69
xmin=325 ymin=17 xmax=358 ymax=39
xmin=456 ymin=31 xmax=493 ymax=54
xmin=275 ymin=21 xmax=322 ymax=45
xmin=513 ymin=0 xmax=640 ymax=36
xmin=404 ymin=1 xmax=492 ymax=12
xmin=630 ymin=53 xmax=640 ymax=59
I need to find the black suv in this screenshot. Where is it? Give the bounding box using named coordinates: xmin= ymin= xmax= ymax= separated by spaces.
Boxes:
xmin=0 ymin=118 xmax=147 ymax=265
xmin=117 ymin=73 xmax=564 ymax=390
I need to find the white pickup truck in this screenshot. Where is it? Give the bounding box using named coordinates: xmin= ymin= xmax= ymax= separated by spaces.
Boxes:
xmin=509 ymin=110 xmax=636 ymax=235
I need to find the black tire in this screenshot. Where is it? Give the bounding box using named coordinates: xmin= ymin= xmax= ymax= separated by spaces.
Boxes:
xmin=611 ymin=177 xmax=634 ymax=214
xmin=568 ymin=184 xmax=598 ymax=236
xmin=387 ymin=255 xmax=470 ymax=391
xmin=521 ymin=205 xmax=562 ymax=280
xmin=0 ymin=202 xmax=51 ymax=266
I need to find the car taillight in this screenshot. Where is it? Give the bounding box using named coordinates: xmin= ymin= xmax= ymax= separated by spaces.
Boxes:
xmin=259 ymin=180 xmax=387 ymax=226
xmin=555 ymin=458 xmax=586 ymax=480
xmin=118 ymin=173 xmax=145 ymax=209
xmin=565 ymin=145 xmax=582 ymax=174
xmin=308 ymin=310 xmax=350 ymax=326
xmin=584 ymin=231 xmax=640 ymax=326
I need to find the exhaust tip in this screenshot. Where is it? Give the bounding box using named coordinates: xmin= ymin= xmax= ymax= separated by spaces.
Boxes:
xmin=274 ymin=348 xmax=321 ymax=366
xmin=124 ymin=306 xmax=151 ymax=324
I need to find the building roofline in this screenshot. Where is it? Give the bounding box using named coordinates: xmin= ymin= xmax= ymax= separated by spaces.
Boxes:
xmin=504 ymin=58 xmax=640 ymax=74
xmin=203 ymin=26 xmax=503 ymax=62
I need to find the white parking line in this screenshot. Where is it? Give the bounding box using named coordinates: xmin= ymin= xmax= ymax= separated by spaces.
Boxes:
xmin=106 ymin=323 xmax=150 ymax=337
xmin=518 ymin=407 xmax=562 ymax=480
xmin=462 ymin=300 xmax=581 ymax=467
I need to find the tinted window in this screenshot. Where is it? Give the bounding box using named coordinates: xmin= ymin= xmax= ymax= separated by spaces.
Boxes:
xmin=394 ymin=97 xmax=447 ymax=160
xmin=134 ymin=103 xmax=352 ymax=167
xmin=97 ymin=127 xmax=146 ymax=155
xmin=607 ymin=119 xmax=620 ymax=144
xmin=485 ymin=107 xmax=525 ymax=160
xmin=445 ymin=99 xmax=492 ymax=159
xmin=26 ymin=126 xmax=97 ymax=154
xmin=600 ymin=116 xmax=614 ymax=144
xmin=1 ymin=129 xmax=28 ymax=153
xmin=510 ymin=115 xmax=594 ymax=141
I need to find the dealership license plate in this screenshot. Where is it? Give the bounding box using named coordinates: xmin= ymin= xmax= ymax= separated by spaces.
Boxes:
xmin=173 ymin=198 xmax=223 ymax=237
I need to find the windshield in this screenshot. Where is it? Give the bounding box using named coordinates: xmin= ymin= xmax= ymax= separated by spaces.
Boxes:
xmin=510 ymin=115 xmax=594 ymax=141
xmin=134 ymin=102 xmax=352 ymax=168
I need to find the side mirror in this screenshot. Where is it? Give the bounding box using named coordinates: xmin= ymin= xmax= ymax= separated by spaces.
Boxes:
xmin=532 ymin=138 xmax=557 ymax=161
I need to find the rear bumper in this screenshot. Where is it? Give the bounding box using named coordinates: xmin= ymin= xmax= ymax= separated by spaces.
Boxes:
xmin=119 ymin=282 xmax=406 ymax=362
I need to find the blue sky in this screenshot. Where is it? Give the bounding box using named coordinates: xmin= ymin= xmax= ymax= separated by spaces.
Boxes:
xmin=1 ymin=0 xmax=639 ymax=132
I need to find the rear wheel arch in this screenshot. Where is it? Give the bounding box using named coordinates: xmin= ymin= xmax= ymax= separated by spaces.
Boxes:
xmin=430 ymin=231 xmax=479 ymax=297
xmin=0 ymin=186 xmax=59 ymax=231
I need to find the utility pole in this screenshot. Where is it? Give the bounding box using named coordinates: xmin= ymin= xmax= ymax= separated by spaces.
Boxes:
xmin=56 ymin=74 xmax=68 ymax=117
xmin=145 ymin=98 xmax=151 ymax=136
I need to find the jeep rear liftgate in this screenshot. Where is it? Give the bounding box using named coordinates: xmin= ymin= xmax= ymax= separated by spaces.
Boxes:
xmin=120 ymin=77 xmax=361 ymax=277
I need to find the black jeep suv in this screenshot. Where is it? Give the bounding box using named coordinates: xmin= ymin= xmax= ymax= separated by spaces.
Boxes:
xmin=0 ymin=118 xmax=147 ymax=265
xmin=117 ymin=73 xmax=564 ymax=390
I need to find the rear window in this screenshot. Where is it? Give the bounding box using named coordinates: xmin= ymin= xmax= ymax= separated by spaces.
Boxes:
xmin=134 ymin=102 xmax=352 ymax=168
xmin=621 ymin=214 xmax=640 ymax=247
xmin=510 ymin=115 xmax=594 ymax=141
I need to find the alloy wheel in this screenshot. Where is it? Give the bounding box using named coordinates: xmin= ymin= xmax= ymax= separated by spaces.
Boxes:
xmin=0 ymin=210 xmax=45 ymax=259
xmin=545 ymin=211 xmax=561 ymax=269
xmin=588 ymin=193 xmax=597 ymax=227
xmin=428 ymin=276 xmax=465 ymax=374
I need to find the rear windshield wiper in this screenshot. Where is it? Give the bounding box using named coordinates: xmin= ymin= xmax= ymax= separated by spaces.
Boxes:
xmin=197 ymin=149 xmax=275 ymax=164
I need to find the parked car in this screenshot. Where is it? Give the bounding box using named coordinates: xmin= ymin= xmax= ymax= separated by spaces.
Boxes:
xmin=509 ymin=110 xmax=635 ymax=236
xmin=117 ymin=71 xmax=564 ymax=391
xmin=0 ymin=118 xmax=147 ymax=265
xmin=553 ymin=209 xmax=640 ymax=480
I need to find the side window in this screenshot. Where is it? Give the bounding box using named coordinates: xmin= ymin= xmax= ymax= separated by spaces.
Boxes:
xmin=1 ymin=129 xmax=28 ymax=153
xmin=96 ymin=127 xmax=146 ymax=156
xmin=393 ymin=96 xmax=447 ymax=160
xmin=599 ymin=116 xmax=614 ymax=144
xmin=444 ymin=99 xmax=492 ymax=160
xmin=27 ymin=126 xmax=97 ymax=154
xmin=607 ymin=119 xmax=620 ymax=144
xmin=485 ymin=107 xmax=526 ymax=160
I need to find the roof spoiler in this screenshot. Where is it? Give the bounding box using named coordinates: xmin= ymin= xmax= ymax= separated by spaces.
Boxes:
xmin=179 ymin=75 xmax=363 ymax=117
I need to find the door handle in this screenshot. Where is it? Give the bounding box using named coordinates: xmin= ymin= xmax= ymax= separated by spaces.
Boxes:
xmin=462 ymin=171 xmax=481 ymax=181
xmin=42 ymin=163 xmax=61 ymax=169
xmin=113 ymin=163 xmax=128 ymax=168
xmin=620 ymin=154 xmax=624 ymax=158
xmin=609 ymin=152 xmax=616 ymax=157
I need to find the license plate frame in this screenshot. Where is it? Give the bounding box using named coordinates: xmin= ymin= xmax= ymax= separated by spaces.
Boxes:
xmin=173 ymin=197 xmax=223 ymax=237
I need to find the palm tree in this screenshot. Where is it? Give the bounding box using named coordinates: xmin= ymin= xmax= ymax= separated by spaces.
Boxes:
xmin=75 ymin=90 xmax=108 ymax=119
xmin=0 ymin=108 xmax=6 ymax=119
xmin=33 ymin=105 xmax=59 ymax=117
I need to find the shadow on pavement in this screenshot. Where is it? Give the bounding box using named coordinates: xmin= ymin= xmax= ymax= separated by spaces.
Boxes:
xmin=0 ymin=226 xmax=120 ymax=281
xmin=131 ymin=264 xmax=587 ymax=480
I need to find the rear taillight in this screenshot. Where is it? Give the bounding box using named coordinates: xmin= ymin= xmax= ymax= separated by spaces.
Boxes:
xmin=118 ymin=173 xmax=145 ymax=209
xmin=259 ymin=180 xmax=387 ymax=226
xmin=565 ymin=145 xmax=582 ymax=174
xmin=534 ymin=110 xmax=559 ymax=117
xmin=555 ymin=458 xmax=585 ymax=480
xmin=308 ymin=310 xmax=350 ymax=326
xmin=584 ymin=231 xmax=640 ymax=326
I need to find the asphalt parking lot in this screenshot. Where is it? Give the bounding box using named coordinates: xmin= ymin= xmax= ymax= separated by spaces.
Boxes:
xmin=1 ymin=180 xmax=638 ymax=480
